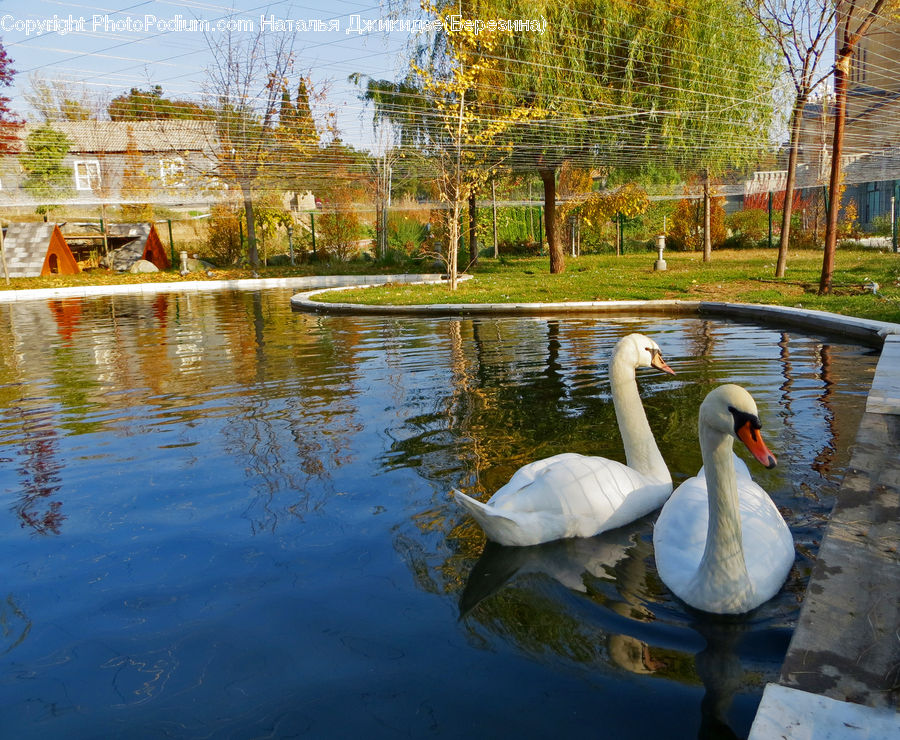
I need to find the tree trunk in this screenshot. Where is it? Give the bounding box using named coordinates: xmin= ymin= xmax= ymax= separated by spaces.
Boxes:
xmin=539 ymin=167 xmax=564 ymax=274
xmin=241 ymin=181 xmax=259 ymax=267
xmin=468 ymin=191 xmax=478 ymax=267
xmin=777 ymin=99 xmax=806 ymax=277
xmin=703 ymin=170 xmax=712 ymax=262
xmin=820 ymin=55 xmax=850 ymax=295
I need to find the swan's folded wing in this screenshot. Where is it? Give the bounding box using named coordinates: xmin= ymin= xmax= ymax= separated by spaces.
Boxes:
xmin=738 ymin=483 xmax=795 ymax=593
xmin=653 ymin=475 xmax=710 ymax=584
xmin=497 ymin=452 xmax=588 ymax=494
xmin=490 ymin=454 xmax=670 ymax=538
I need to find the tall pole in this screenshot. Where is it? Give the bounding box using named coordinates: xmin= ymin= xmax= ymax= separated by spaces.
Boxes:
xmin=538 ymin=206 xmax=543 ymax=250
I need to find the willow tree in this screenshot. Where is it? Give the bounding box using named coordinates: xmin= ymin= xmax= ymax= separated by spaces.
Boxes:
xmin=487 ymin=0 xmax=774 ymax=272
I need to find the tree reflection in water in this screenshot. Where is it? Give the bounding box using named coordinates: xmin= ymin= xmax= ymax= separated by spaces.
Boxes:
xmin=11 ymin=407 xmax=65 ymax=535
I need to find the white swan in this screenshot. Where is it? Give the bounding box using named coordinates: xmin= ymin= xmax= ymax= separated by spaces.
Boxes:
xmin=453 ymin=333 xmax=675 ymax=547
xmin=653 ymin=384 xmax=794 ymax=614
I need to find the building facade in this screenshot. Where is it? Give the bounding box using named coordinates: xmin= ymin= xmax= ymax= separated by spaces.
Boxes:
xmin=0 ymin=120 xmax=223 ymax=210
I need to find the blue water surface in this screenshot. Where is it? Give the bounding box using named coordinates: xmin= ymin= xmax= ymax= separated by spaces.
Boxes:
xmin=0 ymin=290 xmax=878 ymax=738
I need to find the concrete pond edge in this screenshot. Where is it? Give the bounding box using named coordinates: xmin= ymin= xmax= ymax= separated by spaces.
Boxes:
xmin=290 ymin=277 xmax=899 ymax=347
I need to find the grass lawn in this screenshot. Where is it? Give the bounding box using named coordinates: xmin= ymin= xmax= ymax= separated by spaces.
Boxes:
xmin=314 ymin=248 xmax=900 ymax=324
xmin=3 ymin=247 xmax=899 ymax=324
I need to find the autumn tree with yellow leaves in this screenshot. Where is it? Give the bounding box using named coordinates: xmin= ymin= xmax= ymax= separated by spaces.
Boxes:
xmin=411 ymin=3 xmax=542 ymax=290
xmin=581 ymin=184 xmax=651 ymax=256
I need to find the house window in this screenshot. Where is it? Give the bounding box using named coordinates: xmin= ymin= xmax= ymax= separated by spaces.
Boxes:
xmin=160 ymin=157 xmax=185 ymax=187
xmin=866 ymin=181 xmax=880 ymax=222
xmin=852 ymin=47 xmax=868 ymax=84
xmin=74 ymin=160 xmax=101 ymax=191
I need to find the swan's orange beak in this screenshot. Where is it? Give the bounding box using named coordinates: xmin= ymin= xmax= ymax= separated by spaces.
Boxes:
xmin=736 ymin=420 xmax=777 ymax=469
xmin=650 ymin=351 xmax=676 ymax=375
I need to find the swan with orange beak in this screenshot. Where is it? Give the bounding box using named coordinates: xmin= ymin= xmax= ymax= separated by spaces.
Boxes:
xmin=653 ymin=384 xmax=793 ymax=615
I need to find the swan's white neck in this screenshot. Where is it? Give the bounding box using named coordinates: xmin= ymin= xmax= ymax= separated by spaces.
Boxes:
xmin=610 ymin=347 xmax=670 ymax=484
xmin=691 ymin=427 xmax=753 ymax=606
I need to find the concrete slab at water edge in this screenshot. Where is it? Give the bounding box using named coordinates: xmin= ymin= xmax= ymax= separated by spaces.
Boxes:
xmin=752 ymin=336 xmax=900 ymax=738
xmin=867 ymin=335 xmax=900 ymax=414
xmin=776 ymin=407 xmax=900 ymax=710
xmin=750 ymin=684 xmax=900 ymax=739
xmin=0 ymin=273 xmax=452 ymax=302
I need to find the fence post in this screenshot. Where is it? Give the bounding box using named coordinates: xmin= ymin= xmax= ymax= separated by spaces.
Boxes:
xmin=569 ymin=213 xmax=576 ymax=257
xmin=768 ymin=191 xmax=773 ymax=249
xmin=891 ymin=180 xmax=900 ymax=252
xmin=491 ymin=179 xmax=498 ymax=258
xmin=538 ymin=207 xmax=543 ymax=252
xmin=100 ymin=204 xmax=109 ymax=265
xmin=616 ymin=212 xmax=623 ymax=256
xmin=167 ymin=219 xmax=175 ymax=266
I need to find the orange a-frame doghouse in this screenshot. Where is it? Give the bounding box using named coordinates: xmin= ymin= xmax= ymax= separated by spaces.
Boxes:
xmin=3 ymin=223 xmax=80 ymax=277
xmin=106 ymin=223 xmax=170 ymax=271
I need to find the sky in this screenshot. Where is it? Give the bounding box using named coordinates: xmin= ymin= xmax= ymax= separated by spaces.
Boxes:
xmin=0 ymin=1 xmax=421 ymax=150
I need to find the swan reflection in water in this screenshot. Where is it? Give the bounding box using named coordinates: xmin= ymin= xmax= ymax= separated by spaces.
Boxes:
xmin=458 ymin=527 xmax=781 ymax=739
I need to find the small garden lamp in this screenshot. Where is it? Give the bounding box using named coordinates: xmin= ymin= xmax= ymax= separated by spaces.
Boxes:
xmin=654 ymin=234 xmax=667 ymax=271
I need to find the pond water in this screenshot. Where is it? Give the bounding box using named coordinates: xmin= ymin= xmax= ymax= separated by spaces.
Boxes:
xmin=0 ymin=290 xmax=879 ymax=739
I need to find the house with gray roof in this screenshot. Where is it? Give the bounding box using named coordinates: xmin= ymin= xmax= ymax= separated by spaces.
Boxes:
xmin=2 ymin=120 xmax=223 ymax=209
